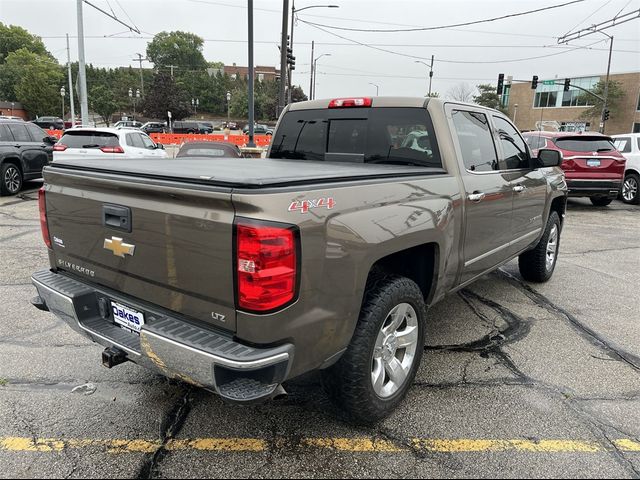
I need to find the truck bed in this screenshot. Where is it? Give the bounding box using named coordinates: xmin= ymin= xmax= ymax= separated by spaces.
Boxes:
xmin=50 ymin=157 xmax=446 ymax=188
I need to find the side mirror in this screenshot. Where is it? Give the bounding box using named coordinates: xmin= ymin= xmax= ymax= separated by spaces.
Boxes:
xmin=156 ymin=143 xmax=165 ymax=150
xmin=535 ymin=148 xmax=562 ymax=168
xmin=43 ymin=136 xmax=57 ymax=145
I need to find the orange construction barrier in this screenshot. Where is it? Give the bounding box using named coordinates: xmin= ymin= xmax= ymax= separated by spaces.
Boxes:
xmin=150 ymin=133 xmax=272 ymax=147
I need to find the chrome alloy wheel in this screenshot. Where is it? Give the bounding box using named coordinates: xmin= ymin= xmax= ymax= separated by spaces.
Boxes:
xmin=622 ymin=177 xmax=638 ymax=202
xmin=546 ymin=224 xmax=558 ymax=271
xmin=4 ymin=166 xmax=21 ymax=194
xmin=371 ymin=302 xmax=419 ymax=398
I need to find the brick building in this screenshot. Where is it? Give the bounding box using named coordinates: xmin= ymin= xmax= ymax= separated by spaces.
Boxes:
xmin=0 ymin=101 xmax=28 ymax=120
xmin=501 ymin=71 xmax=640 ymax=135
xmin=224 ymin=63 xmax=280 ymax=82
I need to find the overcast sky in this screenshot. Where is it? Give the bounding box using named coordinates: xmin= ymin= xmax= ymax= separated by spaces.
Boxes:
xmin=1 ymin=0 xmax=639 ymax=99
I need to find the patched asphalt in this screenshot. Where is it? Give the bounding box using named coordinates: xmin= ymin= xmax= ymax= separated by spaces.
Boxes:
xmin=1 ymin=183 xmax=639 ymax=478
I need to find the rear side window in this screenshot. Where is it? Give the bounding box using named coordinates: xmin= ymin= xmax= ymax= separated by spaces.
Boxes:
xmin=59 ymin=131 xmax=119 ymax=148
xmin=451 ymin=110 xmax=498 ymax=172
xmin=7 ymin=124 xmax=32 ymax=142
xmin=554 ymin=137 xmax=615 ymax=152
xmin=613 ymin=137 xmax=631 ymax=153
xmin=270 ymin=107 xmax=442 ymax=168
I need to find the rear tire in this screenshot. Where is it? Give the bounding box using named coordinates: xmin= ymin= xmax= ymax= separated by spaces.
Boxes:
xmin=590 ymin=197 xmax=613 ymax=207
xmin=518 ymin=211 xmax=560 ymax=283
xmin=1 ymin=163 xmax=23 ymax=196
xmin=621 ymin=173 xmax=640 ymax=205
xmin=321 ymin=274 xmax=426 ymax=424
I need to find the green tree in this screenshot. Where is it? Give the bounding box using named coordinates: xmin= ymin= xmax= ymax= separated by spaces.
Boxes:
xmin=0 ymin=23 xmax=52 ymax=64
xmin=473 ymin=84 xmax=506 ymax=113
xmin=578 ymin=80 xmax=625 ymax=121
xmin=146 ymin=31 xmax=207 ymax=71
xmin=142 ymin=71 xmax=190 ymax=120
xmin=0 ymin=49 xmax=63 ymax=116
xmin=90 ymin=85 xmax=119 ymax=126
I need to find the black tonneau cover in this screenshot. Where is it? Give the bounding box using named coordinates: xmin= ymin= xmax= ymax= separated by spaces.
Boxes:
xmin=50 ymin=157 xmax=445 ymax=188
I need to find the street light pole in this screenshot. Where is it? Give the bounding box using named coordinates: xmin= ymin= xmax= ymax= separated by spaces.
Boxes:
xmin=278 ymin=0 xmax=289 ymax=118
xmin=226 ymin=91 xmax=231 ymax=122
xmin=247 ymin=0 xmax=256 ymax=147
xmin=312 ymin=53 xmax=331 ymax=100
xmin=415 ymin=57 xmax=434 ymax=97
xmin=60 ymin=86 xmax=66 ymax=121
xmin=369 ymin=83 xmax=379 ymax=96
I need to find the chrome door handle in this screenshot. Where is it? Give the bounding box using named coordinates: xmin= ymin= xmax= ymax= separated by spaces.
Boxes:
xmin=513 ymin=185 xmax=526 ymax=193
xmin=468 ymin=192 xmax=485 ymax=202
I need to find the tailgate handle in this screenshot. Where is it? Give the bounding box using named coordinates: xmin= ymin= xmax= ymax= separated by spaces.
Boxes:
xmin=103 ymin=204 xmax=132 ymax=233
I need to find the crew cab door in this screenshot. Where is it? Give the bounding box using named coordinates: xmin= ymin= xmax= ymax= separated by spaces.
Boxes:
xmin=491 ymin=115 xmax=547 ymax=256
xmin=448 ymin=106 xmax=514 ymax=284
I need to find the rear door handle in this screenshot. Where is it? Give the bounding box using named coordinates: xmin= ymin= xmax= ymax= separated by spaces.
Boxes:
xmin=513 ymin=185 xmax=526 ymax=193
xmin=468 ymin=192 xmax=485 ymax=202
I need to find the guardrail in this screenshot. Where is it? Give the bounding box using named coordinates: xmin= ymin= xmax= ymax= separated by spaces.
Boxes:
xmin=44 ymin=130 xmax=272 ymax=147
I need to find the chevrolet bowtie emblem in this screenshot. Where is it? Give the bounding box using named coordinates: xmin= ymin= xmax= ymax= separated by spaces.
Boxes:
xmin=104 ymin=237 xmax=136 ymax=258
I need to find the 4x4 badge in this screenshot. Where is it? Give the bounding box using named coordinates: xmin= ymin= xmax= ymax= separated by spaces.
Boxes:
xmin=104 ymin=237 xmax=136 ymax=258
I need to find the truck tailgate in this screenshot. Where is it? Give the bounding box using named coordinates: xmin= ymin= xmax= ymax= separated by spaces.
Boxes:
xmin=43 ymin=166 xmax=236 ymax=332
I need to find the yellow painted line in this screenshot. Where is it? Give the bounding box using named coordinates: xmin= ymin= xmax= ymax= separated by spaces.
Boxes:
xmin=1 ymin=437 xmax=639 ymax=454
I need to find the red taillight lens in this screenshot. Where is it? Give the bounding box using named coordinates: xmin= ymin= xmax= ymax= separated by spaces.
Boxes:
xmin=100 ymin=146 xmax=125 ymax=154
xmin=38 ymin=187 xmax=51 ymax=249
xmin=53 ymin=143 xmax=67 ymax=151
xmin=236 ymin=221 xmax=298 ymax=312
xmin=328 ymin=97 xmax=372 ymax=108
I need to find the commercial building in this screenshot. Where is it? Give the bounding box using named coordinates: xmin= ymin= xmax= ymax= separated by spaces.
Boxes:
xmin=224 ymin=63 xmax=280 ymax=82
xmin=0 ymin=101 xmax=28 ymax=120
xmin=502 ymin=71 xmax=640 ymax=135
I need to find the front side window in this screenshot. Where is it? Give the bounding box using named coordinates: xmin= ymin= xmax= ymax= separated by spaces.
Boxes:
xmin=493 ymin=116 xmax=529 ymax=169
xmin=139 ymin=134 xmax=155 ymax=149
xmin=451 ymin=110 xmax=498 ymax=172
xmin=25 ymin=123 xmax=46 ymax=142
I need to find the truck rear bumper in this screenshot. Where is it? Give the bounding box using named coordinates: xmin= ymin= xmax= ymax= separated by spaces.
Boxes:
xmin=31 ymin=269 xmax=293 ymax=403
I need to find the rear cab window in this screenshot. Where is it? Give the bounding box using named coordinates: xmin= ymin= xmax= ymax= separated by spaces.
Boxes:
xmin=59 ymin=131 xmax=120 ymax=149
xmin=553 ymin=136 xmax=615 ymax=152
xmin=270 ymin=107 xmax=442 ymax=168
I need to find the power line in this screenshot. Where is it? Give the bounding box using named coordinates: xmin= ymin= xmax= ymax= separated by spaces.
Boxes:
xmin=298 ymin=0 xmax=585 ymax=33
xmin=563 ymin=0 xmax=616 ymax=37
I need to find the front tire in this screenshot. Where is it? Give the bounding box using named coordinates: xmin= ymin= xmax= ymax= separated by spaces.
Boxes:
xmin=621 ymin=173 xmax=640 ymax=205
xmin=1 ymin=163 xmax=23 ymax=196
xmin=590 ymin=197 xmax=613 ymax=207
xmin=518 ymin=211 xmax=561 ymax=283
xmin=321 ymin=274 xmax=426 ymax=424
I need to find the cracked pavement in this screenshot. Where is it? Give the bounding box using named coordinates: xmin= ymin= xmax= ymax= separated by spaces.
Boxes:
xmin=1 ymin=183 xmax=639 ymax=478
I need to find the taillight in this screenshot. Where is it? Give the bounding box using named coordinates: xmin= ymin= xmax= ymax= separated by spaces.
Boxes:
xmin=38 ymin=187 xmax=51 ymax=249
xmin=100 ymin=146 xmax=125 ymax=154
xmin=328 ymin=97 xmax=372 ymax=108
xmin=236 ymin=220 xmax=298 ymax=312
xmin=53 ymin=143 xmax=67 ymax=151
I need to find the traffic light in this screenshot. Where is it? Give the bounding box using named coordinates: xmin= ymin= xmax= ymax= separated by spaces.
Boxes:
xmin=531 ymin=75 xmax=538 ymax=90
xmin=603 ymin=109 xmax=610 ymax=121
xmin=286 ymin=47 xmax=295 ymax=71
xmin=497 ymin=73 xmax=504 ymax=95
xmin=563 ymin=78 xmax=571 ymax=92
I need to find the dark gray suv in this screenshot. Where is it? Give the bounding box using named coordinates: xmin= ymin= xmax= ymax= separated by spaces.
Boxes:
xmin=0 ymin=119 xmax=55 ymax=195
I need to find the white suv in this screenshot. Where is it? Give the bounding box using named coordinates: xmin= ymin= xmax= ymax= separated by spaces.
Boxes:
xmin=53 ymin=128 xmax=167 ymax=161
xmin=612 ymin=133 xmax=640 ymax=204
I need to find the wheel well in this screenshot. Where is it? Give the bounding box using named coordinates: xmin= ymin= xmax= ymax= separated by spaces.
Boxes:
xmin=625 ymin=168 xmax=639 ymax=176
xmin=2 ymin=157 xmax=22 ymax=173
xmin=368 ymin=243 xmax=438 ymax=303
xmin=550 ymin=196 xmax=567 ymax=224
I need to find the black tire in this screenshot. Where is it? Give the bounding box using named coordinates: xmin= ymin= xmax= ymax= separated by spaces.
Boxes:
xmin=590 ymin=197 xmax=613 ymax=207
xmin=518 ymin=211 xmax=561 ymax=283
xmin=621 ymin=173 xmax=640 ymax=205
xmin=0 ymin=163 xmax=23 ymax=196
xmin=321 ymin=274 xmax=426 ymax=424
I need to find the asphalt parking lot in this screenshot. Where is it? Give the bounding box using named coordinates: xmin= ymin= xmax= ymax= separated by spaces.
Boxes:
xmin=1 ymin=180 xmax=639 ymax=479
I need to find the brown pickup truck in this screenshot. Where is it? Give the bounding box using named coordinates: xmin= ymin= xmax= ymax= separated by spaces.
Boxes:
xmin=31 ymin=97 xmax=567 ymax=422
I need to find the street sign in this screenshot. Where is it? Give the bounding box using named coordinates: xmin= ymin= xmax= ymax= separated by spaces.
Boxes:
xmin=542 ymin=80 xmax=556 ymax=86
xmin=167 ymin=111 xmax=172 ymax=119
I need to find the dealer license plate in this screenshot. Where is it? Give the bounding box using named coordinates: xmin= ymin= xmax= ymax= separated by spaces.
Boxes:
xmin=587 ymin=159 xmax=601 ymax=167
xmin=111 ymin=301 xmax=145 ymax=334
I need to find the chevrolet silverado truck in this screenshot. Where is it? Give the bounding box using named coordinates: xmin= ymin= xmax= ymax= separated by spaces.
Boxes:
xmin=31 ymin=97 xmax=567 ymax=422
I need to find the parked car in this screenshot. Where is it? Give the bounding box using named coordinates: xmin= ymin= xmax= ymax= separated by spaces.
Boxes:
xmin=612 ymin=133 xmax=640 ymax=204
xmin=176 ymin=141 xmax=242 ymax=158
xmin=32 ymin=97 xmax=566 ymax=422
xmin=0 ymin=118 xmax=55 ymax=195
xmin=113 ymin=120 xmax=143 ymax=129
xmin=198 ymin=122 xmax=214 ymax=134
xmin=53 ymin=128 xmax=167 ymax=161
xmin=140 ymin=122 xmax=167 ymax=134
xmin=523 ymin=131 xmax=626 ymax=206
xmin=172 ymin=121 xmax=208 ymax=134
xmin=243 ymin=123 xmax=273 ymax=135
xmin=32 ymin=117 xmax=64 ymax=130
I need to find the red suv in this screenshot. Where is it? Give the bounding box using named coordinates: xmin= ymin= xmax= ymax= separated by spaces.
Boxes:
xmin=523 ymin=131 xmax=626 ymax=206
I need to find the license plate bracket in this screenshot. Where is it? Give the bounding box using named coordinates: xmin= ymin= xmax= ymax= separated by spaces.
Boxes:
xmin=111 ymin=301 xmax=145 ymax=334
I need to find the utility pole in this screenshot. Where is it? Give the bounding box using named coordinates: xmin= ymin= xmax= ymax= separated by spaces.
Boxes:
xmin=600 ymin=34 xmax=613 ymax=134
xmin=288 ymin=1 xmax=295 ymax=105
xmin=278 ymin=0 xmax=289 ymax=117
xmin=167 ymin=65 xmax=178 ymax=78
xmin=66 ymin=34 xmax=76 ymax=127
xmin=76 ymin=0 xmax=89 ymax=126
xmin=247 ymin=0 xmax=256 ymax=147
xmin=132 ymin=53 xmax=147 ymax=97
xmin=429 ymin=54 xmax=434 ymax=97
xmin=309 ymin=40 xmax=314 ymax=101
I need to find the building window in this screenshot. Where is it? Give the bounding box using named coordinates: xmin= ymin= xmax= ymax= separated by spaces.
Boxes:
xmin=637 ymin=94 xmax=640 ymax=111
xmin=500 ymin=84 xmax=511 ymax=108
xmin=533 ymin=76 xmax=598 ymax=108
